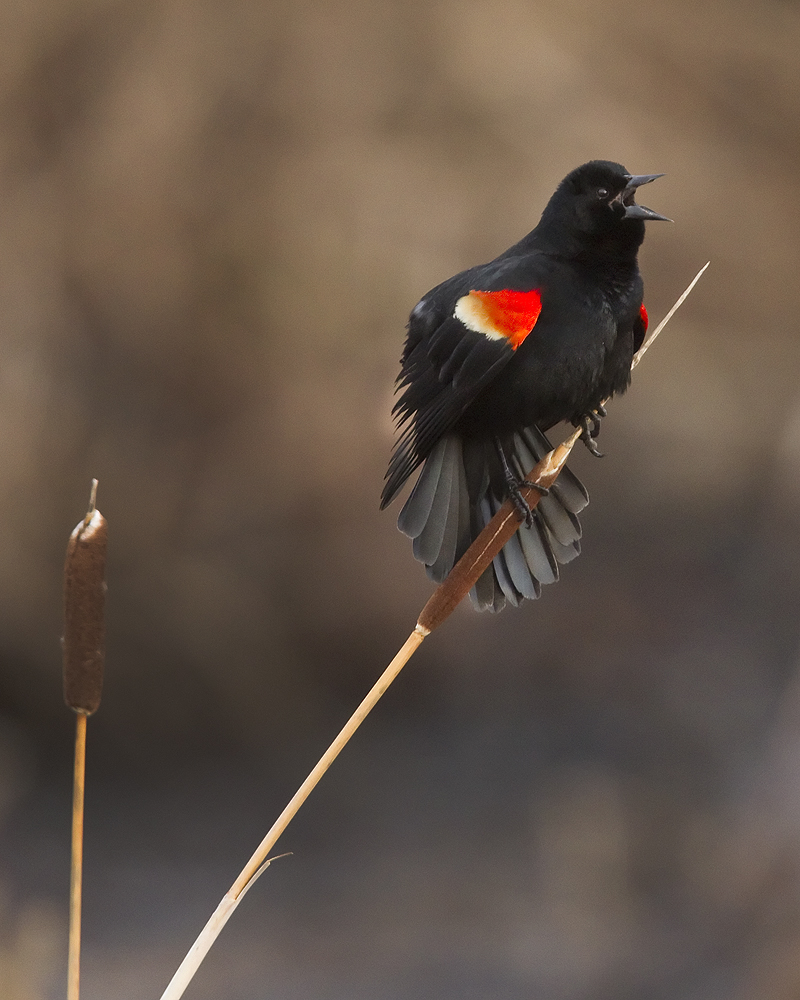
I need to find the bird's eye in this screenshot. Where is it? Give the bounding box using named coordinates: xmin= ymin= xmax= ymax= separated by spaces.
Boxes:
xmin=597 ymin=187 xmax=609 ymax=199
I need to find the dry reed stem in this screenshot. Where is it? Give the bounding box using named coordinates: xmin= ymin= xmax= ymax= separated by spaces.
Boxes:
xmin=632 ymin=261 xmax=709 ymax=369
xmin=159 ymin=264 xmax=708 ymax=1000
xmin=67 ymin=712 xmax=87 ymax=1000
xmin=159 ymin=629 xmax=426 ymax=999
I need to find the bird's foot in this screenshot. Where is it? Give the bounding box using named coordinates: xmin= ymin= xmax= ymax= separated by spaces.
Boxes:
xmin=577 ymin=409 xmax=605 ymax=458
xmin=519 ymin=478 xmax=550 ymax=497
xmin=507 ymin=479 xmax=550 ymax=526
xmin=494 ymin=436 xmax=548 ymax=526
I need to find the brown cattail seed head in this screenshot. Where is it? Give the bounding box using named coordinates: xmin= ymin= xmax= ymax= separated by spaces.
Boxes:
xmin=63 ymin=506 xmax=107 ymax=715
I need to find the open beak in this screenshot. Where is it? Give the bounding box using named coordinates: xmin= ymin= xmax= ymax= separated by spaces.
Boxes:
xmin=622 ymin=173 xmax=671 ymax=222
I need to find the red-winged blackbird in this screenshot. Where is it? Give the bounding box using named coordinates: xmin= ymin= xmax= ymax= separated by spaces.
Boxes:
xmin=381 ymin=160 xmax=668 ymax=612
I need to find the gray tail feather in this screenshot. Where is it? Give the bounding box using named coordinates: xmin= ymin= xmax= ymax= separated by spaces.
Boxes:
xmin=397 ymin=426 xmax=589 ymax=613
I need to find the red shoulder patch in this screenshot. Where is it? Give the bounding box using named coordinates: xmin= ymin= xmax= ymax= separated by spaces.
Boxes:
xmin=639 ymin=303 xmax=649 ymax=332
xmin=454 ymin=288 xmax=542 ymax=350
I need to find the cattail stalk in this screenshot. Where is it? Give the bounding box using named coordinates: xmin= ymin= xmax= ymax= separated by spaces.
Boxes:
xmin=67 ymin=712 xmax=87 ymax=1000
xmin=63 ymin=480 xmax=107 ymax=1000
xmin=160 ymin=264 xmax=709 ymax=1000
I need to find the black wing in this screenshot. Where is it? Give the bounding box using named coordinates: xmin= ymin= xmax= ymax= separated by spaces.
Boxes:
xmin=381 ymin=287 xmax=518 ymax=507
xmin=382 ymin=253 xmax=550 ymax=508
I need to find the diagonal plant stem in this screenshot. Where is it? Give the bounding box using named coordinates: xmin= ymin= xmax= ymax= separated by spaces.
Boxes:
xmin=159 ymin=449 xmax=569 ymax=1000
xmin=159 ymin=263 xmax=709 ymax=1000
xmin=632 ymin=261 xmax=709 ymax=369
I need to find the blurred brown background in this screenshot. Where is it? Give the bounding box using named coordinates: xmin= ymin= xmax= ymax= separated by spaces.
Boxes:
xmin=2 ymin=0 xmax=800 ymax=997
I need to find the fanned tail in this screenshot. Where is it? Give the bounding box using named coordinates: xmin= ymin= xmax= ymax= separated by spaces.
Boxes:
xmin=396 ymin=426 xmax=588 ymax=612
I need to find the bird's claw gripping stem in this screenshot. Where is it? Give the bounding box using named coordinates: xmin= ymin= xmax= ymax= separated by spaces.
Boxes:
xmin=578 ymin=408 xmax=605 ymax=458
xmin=510 ymin=479 xmax=550 ymax=526
xmin=494 ymin=437 xmax=549 ymax=527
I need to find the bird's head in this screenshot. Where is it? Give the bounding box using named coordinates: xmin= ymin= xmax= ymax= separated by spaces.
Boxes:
xmin=540 ymin=160 xmax=670 ymax=253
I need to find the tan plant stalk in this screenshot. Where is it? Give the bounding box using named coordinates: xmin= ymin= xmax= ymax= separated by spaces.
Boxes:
xmin=68 ymin=713 xmax=87 ymax=1000
xmin=159 ymin=264 xmax=709 ymax=1000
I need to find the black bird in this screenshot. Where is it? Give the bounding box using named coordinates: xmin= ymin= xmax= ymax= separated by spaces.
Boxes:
xmin=381 ymin=160 xmax=668 ymax=612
